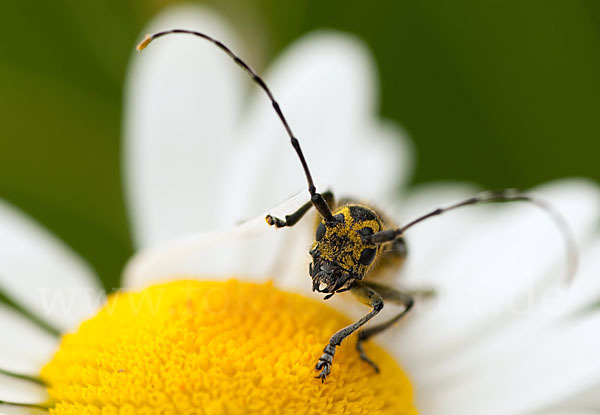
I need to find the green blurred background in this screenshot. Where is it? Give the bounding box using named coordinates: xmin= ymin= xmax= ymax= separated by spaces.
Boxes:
xmin=1 ymin=0 xmax=598 ymax=290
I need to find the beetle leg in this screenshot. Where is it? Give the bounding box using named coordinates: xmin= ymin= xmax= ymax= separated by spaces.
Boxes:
xmin=355 ymin=282 xmax=414 ymax=372
xmin=266 ymin=191 xmax=333 ymax=228
xmin=315 ymin=281 xmax=383 ymax=382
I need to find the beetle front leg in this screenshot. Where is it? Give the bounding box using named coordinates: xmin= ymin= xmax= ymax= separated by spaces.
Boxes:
xmin=315 ymin=282 xmax=383 ymax=382
xmin=266 ymin=191 xmax=334 ymax=228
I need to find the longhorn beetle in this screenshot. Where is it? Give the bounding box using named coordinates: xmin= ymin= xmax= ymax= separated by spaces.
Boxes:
xmin=137 ymin=30 xmax=577 ymax=382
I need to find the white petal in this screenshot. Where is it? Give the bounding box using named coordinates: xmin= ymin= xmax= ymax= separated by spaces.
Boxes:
xmin=531 ymin=412 xmax=600 ymax=415
xmin=0 ymin=199 xmax=102 ymax=332
xmin=417 ymin=310 xmax=600 ymax=415
xmin=123 ymin=191 xmax=314 ymax=294
xmin=220 ymin=31 xmax=411 ymax=225
xmin=0 ymin=373 xmax=46 ymax=405
xmin=392 ymin=182 xmax=482 ymax=286
xmin=390 ymin=179 xmax=600 ymax=369
xmin=402 ymin=233 xmax=600 ymax=393
xmin=0 ymin=304 xmax=57 ymax=376
xmin=125 ymin=5 xmax=247 ymax=248
xmin=0 ymin=405 xmax=48 ymax=415
xmin=543 ymin=384 xmax=600 ymax=412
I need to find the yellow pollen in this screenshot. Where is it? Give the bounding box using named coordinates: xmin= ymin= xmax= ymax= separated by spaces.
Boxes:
xmin=41 ymin=279 xmax=416 ymax=415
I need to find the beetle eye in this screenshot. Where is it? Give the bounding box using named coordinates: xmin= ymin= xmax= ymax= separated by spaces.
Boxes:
xmin=316 ymin=223 xmax=326 ymax=241
xmin=334 ymin=213 xmax=344 ymax=223
xmin=359 ymin=227 xmax=374 ymax=237
xmin=359 ymin=248 xmax=376 ymax=265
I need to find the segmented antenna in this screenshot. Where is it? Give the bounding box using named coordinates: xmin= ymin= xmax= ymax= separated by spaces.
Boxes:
xmin=137 ymin=30 xmax=334 ymax=221
xmin=369 ymin=189 xmax=578 ymax=282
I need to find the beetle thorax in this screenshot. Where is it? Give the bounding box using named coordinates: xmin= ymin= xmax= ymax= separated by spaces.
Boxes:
xmin=309 ymin=205 xmax=383 ymax=294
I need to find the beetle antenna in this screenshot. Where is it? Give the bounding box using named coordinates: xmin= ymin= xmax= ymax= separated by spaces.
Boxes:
xmin=368 ymin=189 xmax=578 ymax=283
xmin=137 ymin=30 xmax=334 ymax=221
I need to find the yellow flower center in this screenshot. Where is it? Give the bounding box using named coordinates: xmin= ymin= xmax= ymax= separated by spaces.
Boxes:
xmin=41 ymin=279 xmax=415 ymax=414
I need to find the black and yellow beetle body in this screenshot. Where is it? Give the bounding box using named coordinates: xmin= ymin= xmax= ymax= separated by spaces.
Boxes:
xmin=311 ymin=204 xmax=382 ymax=295
xmin=310 ymin=202 xmax=406 ymax=299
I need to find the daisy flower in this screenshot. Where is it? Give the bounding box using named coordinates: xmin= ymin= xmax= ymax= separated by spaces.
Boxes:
xmin=2 ymin=4 xmax=600 ymax=414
